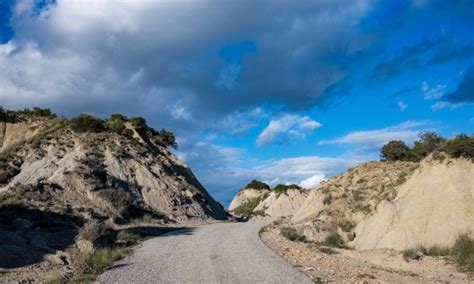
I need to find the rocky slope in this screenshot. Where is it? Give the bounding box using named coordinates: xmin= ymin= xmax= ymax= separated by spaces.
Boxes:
xmin=0 ymin=109 xmax=227 ymax=222
xmin=352 ymin=156 xmax=474 ymax=250
xmin=0 ymin=108 xmax=227 ymax=280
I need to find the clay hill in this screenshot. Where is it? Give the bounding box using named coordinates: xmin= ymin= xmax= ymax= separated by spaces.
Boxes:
xmin=231 ymin=133 xmax=474 ymax=280
xmin=0 ymin=107 xmax=227 ymax=282
xmin=229 ymin=180 xmax=308 ymax=220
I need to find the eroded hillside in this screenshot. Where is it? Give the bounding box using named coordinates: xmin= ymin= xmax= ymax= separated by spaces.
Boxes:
xmin=0 ymin=108 xmax=227 ymax=282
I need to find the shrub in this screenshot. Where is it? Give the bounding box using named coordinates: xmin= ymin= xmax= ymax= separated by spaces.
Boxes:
xmin=417 ymin=132 xmax=445 ymax=152
xmin=232 ymin=196 xmax=264 ymax=217
xmin=273 ymin=184 xmax=301 ymax=195
xmin=323 ymin=231 xmax=345 ymax=248
xmin=18 ymin=107 xmax=56 ymax=118
xmin=70 ymin=114 xmax=106 ymax=133
xmin=243 ymin=180 xmax=270 ymax=190
xmin=157 ymin=128 xmax=178 ymax=149
xmin=130 ymin=116 xmax=147 ymax=128
xmin=78 ymin=247 xmax=127 ymax=274
xmin=107 ymin=114 xmax=127 ymax=134
xmin=452 ymin=234 xmax=474 ymax=270
xmin=380 ymin=140 xmax=409 ymax=161
xmin=444 ymin=134 xmax=474 ymax=159
xmin=280 ymin=227 xmax=306 ymax=242
xmin=403 ymin=248 xmax=424 ymax=262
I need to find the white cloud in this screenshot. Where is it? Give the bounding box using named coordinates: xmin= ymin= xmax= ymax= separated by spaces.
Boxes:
xmin=318 ymin=121 xmax=429 ymax=148
xmin=421 ymin=81 xmax=446 ymax=100
xmin=257 ymin=114 xmax=322 ymax=146
xmin=178 ymin=141 xmax=366 ymax=205
xmin=397 ymin=101 xmax=408 ymax=111
xmin=299 ymin=174 xmax=326 ymax=189
xmin=431 ymin=101 xmax=465 ymax=111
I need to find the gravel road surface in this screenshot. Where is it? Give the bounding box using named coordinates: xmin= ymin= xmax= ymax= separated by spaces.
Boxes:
xmin=96 ymin=221 xmax=312 ymax=283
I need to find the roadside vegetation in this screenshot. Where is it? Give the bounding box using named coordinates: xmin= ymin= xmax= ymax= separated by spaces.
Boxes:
xmin=380 ymin=131 xmax=473 ymax=162
xmin=402 ymin=234 xmax=474 ymax=272
xmin=46 ymin=223 xmax=165 ymax=284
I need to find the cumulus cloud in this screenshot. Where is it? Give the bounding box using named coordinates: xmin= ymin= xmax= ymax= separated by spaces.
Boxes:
xmin=318 ymin=121 xmax=430 ymax=149
xmin=256 ymin=114 xmax=321 ymax=146
xmin=180 ymin=141 xmax=365 ymax=205
xmin=299 ymin=174 xmax=326 ymax=189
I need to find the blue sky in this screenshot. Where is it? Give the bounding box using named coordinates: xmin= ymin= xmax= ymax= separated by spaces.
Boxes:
xmin=0 ymin=0 xmax=473 ymax=206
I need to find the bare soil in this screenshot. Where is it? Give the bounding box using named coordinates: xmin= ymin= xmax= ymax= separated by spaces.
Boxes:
xmin=261 ymin=226 xmax=472 ymax=283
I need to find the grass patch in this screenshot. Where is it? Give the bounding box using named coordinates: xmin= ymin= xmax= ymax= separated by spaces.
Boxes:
xmin=232 ymin=196 xmax=265 ymax=217
xmin=280 ymin=227 xmax=306 ymax=242
xmin=402 ymin=234 xmax=474 ymax=272
xmin=323 ymin=231 xmax=346 ymax=248
xmin=78 ymin=247 xmax=128 ymax=275
xmin=452 ymin=234 xmax=474 ymax=271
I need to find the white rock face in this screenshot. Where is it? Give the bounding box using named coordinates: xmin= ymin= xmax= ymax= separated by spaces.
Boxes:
xmin=351 ymin=157 xmax=474 ymax=250
xmin=255 ymin=189 xmax=308 ymax=220
xmin=228 ymin=189 xmax=269 ymax=211
xmin=291 ymin=190 xmax=326 ymax=223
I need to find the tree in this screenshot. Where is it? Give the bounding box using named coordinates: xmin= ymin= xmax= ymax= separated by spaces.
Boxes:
xmin=158 ymin=128 xmax=178 ymax=149
xmin=70 ymin=114 xmax=106 ymax=133
xmin=380 ymin=140 xmax=409 ymax=161
xmin=444 ymin=134 xmax=474 ymax=158
xmin=417 ymin=131 xmax=446 ymax=153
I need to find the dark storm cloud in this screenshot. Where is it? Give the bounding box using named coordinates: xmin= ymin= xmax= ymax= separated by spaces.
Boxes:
xmin=0 ymin=0 xmax=472 ymax=140
xmin=369 ymin=39 xmax=474 ymax=83
xmin=0 ymin=0 xmax=377 ymax=139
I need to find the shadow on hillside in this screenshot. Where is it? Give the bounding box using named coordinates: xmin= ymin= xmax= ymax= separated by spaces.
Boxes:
xmin=0 ymin=204 xmax=83 ymax=269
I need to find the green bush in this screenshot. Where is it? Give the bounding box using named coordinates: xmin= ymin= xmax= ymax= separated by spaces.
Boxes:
xmin=243 ymin=180 xmax=270 ymax=190
xmin=157 ymin=128 xmax=178 ymax=149
xmin=280 ymin=227 xmax=306 ymax=242
xmin=18 ymin=107 xmax=56 ymax=118
xmin=130 ymin=116 xmax=147 ymax=128
xmin=232 ymin=196 xmax=265 ymax=217
xmin=70 ymin=114 xmax=106 ymax=133
xmin=107 ymin=113 xmax=128 ymax=134
xmin=444 ymin=134 xmax=474 ymax=159
xmin=452 ymin=234 xmax=474 ymax=270
xmin=323 ymin=231 xmax=345 ymax=248
xmin=380 ymin=140 xmax=409 ymax=161
xmin=273 ymin=184 xmax=301 ymax=195
xmin=78 ymin=247 xmax=127 ymax=274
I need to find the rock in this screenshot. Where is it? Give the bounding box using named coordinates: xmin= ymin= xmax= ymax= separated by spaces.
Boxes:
xmin=351 ymin=157 xmax=474 ymax=250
